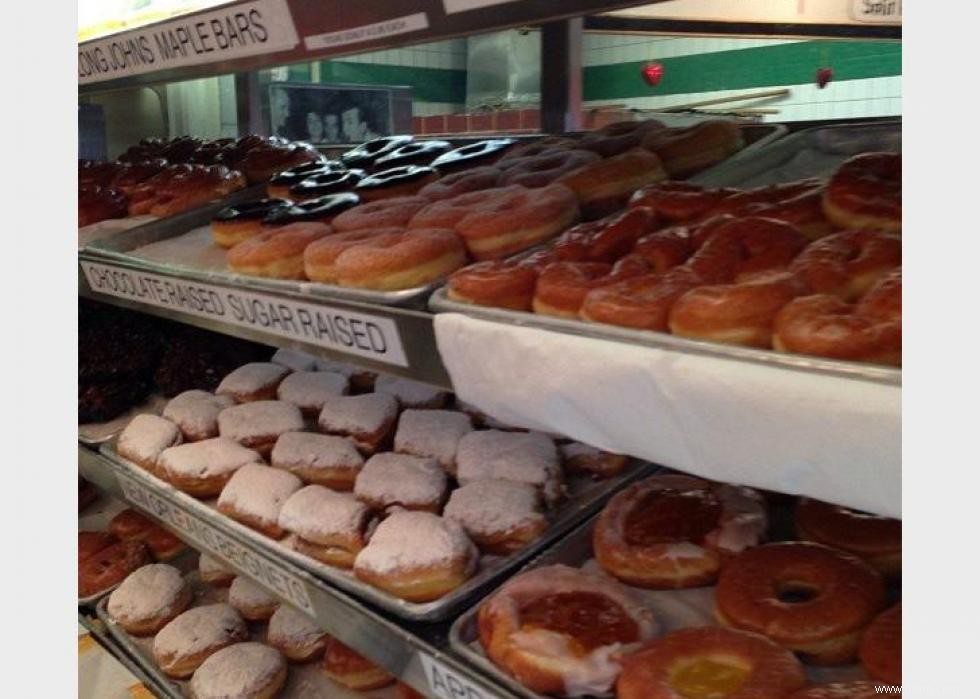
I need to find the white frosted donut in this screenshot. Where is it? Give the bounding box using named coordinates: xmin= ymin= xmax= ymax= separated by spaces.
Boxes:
xmin=217 ymin=464 xmax=303 ymax=539
xmin=107 ymin=564 xmax=192 ymax=636
xmin=190 ymin=642 xmax=288 ymax=699
xmin=393 ymin=409 xmax=473 ymax=474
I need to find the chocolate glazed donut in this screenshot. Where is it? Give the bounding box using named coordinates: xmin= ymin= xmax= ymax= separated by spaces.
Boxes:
xmin=267 ymin=160 xmax=346 ymax=198
xmin=430 ymin=138 xmax=517 ymax=173
xmin=374 ymin=140 xmax=452 ymax=169
xmin=210 ymin=198 xmax=292 ymax=248
xmin=263 ymin=193 xmax=362 ymax=226
xmin=341 ymin=136 xmax=415 ymax=168
xmin=354 ymin=165 xmax=439 ymax=202
xmin=289 ymin=170 xmax=365 ymax=201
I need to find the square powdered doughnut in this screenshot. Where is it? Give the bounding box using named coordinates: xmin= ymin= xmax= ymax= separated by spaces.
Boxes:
xmin=216 ymin=362 xmax=291 ymax=403
xmin=162 ymin=390 xmax=235 ymax=442
xmin=270 ymin=432 xmax=364 ymax=490
xmin=317 ymin=393 xmax=398 ymax=455
xmin=559 ymin=441 xmax=629 ymax=479
xmin=393 ymin=409 xmax=473 ymax=475
xmin=118 ymin=414 xmax=183 ymax=476
xmin=271 ymin=348 xmax=318 ymax=372
xmin=278 ymin=485 xmax=374 ymax=568
xmin=456 ymin=430 xmax=563 ymax=506
xmin=217 ymin=463 xmax=303 ymax=539
xmin=158 ymin=437 xmax=261 ymax=498
xmin=315 ymin=358 xmax=377 ymax=392
xmin=374 ymin=375 xmax=449 ymax=409
xmin=444 ymin=479 xmax=548 ymax=555
xmin=276 ymin=371 xmax=350 ymax=417
xmin=354 ymin=453 xmax=448 ymax=514
xmin=217 ymin=400 xmax=304 ymax=458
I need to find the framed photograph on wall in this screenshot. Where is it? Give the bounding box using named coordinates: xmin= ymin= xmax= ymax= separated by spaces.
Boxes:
xmin=268 ymin=83 xmax=413 ymax=145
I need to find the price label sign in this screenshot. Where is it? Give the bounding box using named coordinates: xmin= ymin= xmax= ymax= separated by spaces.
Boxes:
xmin=116 ymin=470 xmax=315 ymax=614
xmin=304 ymin=13 xmax=429 ymax=51
xmin=849 ymin=0 xmax=901 ymax=23
xmin=419 ymin=653 xmax=495 ymax=699
xmin=81 ymin=261 xmax=409 ymax=367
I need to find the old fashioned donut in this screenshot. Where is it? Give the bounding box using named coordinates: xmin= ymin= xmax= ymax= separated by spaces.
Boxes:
xmin=287 ymin=169 xmax=365 ymax=201
xmin=580 ymin=267 xmax=703 ymax=331
xmin=790 ymin=681 xmax=898 ymax=698
xmin=795 ymin=498 xmax=901 ymax=577
xmin=642 ymin=120 xmax=745 ymax=178
xmin=279 ymin=485 xmax=374 ymax=568
xmin=375 ymin=139 xmax=452 ymax=169
xmin=211 ymin=198 xmax=291 ymax=248
xmin=271 ymin=432 xmax=363 ymax=490
xmin=79 ymin=539 xmax=152 ymax=598
xmin=78 ymin=185 xmax=128 ymax=227
xmin=322 ymin=636 xmax=395 ymax=690
xmin=240 ymin=142 xmax=321 ymax=183
xmin=268 ymin=604 xmax=328 ymax=663
xmin=334 ymin=228 xmax=468 ymax=290
xmin=331 ymin=195 xmax=430 ymax=232
xmin=791 ymin=230 xmax=901 ymax=300
xmin=558 ymin=148 xmax=668 ymax=220
xmin=341 ymin=135 xmax=414 ymax=168
xmin=303 ymin=228 xmax=403 ymax=284
xmin=418 ymin=165 xmax=502 ymax=201
xmin=594 ymin=474 xmax=767 ymax=588
xmin=157 ymin=437 xmax=261 ymax=497
xmin=533 ymin=257 xmax=651 ymax=318
xmin=477 ymin=564 xmax=658 ymax=696
xmin=447 ymin=258 xmax=543 ymax=310
xmin=498 ymin=149 xmax=600 ymax=188
xmin=227 ymin=222 xmax=331 ymax=279
xmin=630 ymin=181 xmax=737 ymax=223
xmin=715 ymin=541 xmax=887 ymax=664
xmin=617 ymin=626 xmax=807 ymax=699
xmin=266 ymin=160 xmax=344 ymax=198
xmin=107 ymin=563 xmax=192 ymax=636
xmin=823 ymin=152 xmax=901 ymax=232
xmin=153 ymin=603 xmax=249 ymax=678
xmin=859 ymin=603 xmax=901 ymax=685
xmin=217 ymin=463 xmax=303 ymax=538
xmin=430 ymin=138 xmax=517 ymax=172
xmin=189 ymin=642 xmax=288 ymax=699
xmin=264 ymin=193 xmax=362 ymax=228
xmin=355 ymin=165 xmax=440 ymax=202
xmin=773 ymin=269 xmax=901 ymax=365
xmin=444 ymin=479 xmax=547 ymax=554
xmin=579 ymin=119 xmax=665 ymax=157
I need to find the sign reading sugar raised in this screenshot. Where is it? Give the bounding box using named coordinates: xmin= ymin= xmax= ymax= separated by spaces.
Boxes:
xmin=81 ymin=261 xmax=409 ymax=366
xmin=78 ymin=0 xmax=298 ymax=84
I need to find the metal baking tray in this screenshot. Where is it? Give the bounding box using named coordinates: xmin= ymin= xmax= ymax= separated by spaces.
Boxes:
xmin=101 ymin=441 xmax=657 ymax=622
xmin=78 ymin=393 xmax=169 ymax=448
xmin=449 ymin=513 xmax=877 ymax=698
xmin=96 ymin=571 xmax=402 ymax=699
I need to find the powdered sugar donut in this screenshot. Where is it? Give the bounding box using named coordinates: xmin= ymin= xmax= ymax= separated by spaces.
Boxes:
xmin=158 ymin=438 xmax=261 ymax=497
xmin=354 ymin=453 xmax=448 ymax=514
xmin=270 ymin=348 xmax=318 ymax=372
xmin=278 ymin=485 xmax=374 ymax=568
xmin=199 ymin=553 xmax=235 ymax=587
xmin=153 ymin=603 xmax=248 ymax=679
xmin=270 ymin=432 xmax=364 ymax=490
xmin=107 ymin=563 xmax=192 ymax=636
xmin=162 ymin=390 xmax=235 ymax=442
xmin=267 ymin=605 xmax=328 ymax=663
xmin=353 ymin=510 xmax=478 ymax=602
xmin=228 ymin=575 xmax=280 ymax=620
xmin=373 ymin=375 xmax=449 ymax=409
xmin=217 ymin=400 xmax=304 ymax=457
xmin=456 ymin=430 xmax=562 ymax=506
xmin=444 ymin=480 xmax=547 ymax=554
xmin=276 ymin=371 xmax=349 ymax=417
xmin=317 ymin=393 xmax=399 ymax=454
xmin=393 ymin=409 xmax=474 ymax=474
xmin=118 ymin=414 xmax=183 ymax=476
xmin=216 ymin=362 xmax=291 ymax=403
xmin=217 ymin=463 xmax=303 ymax=539
xmin=190 ymin=642 xmax=288 ymax=699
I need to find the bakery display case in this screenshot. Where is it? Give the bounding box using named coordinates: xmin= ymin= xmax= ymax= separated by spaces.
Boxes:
xmin=78 ymin=2 xmax=901 ymax=698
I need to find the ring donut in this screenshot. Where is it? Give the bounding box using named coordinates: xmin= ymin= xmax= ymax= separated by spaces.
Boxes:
xmin=858 ymin=603 xmax=901 ymax=686
xmin=341 ymin=135 xmax=414 ymax=168
xmin=642 ymin=120 xmax=745 ymax=178
xmin=304 ymin=228 xmax=404 ymax=284
xmin=498 ymin=136 xmax=579 ymax=162
xmin=447 ymin=257 xmax=545 ymax=311
xmin=332 ymin=195 xmax=431 ymax=232
xmin=790 ymin=229 xmax=901 ymax=300
xmin=579 ymin=119 xmax=665 ymax=157
xmin=267 ymin=160 xmax=344 ymax=198
xmin=557 ymin=148 xmax=668 ymax=220
xmin=795 ymin=497 xmax=901 ymax=577
xmin=532 ymin=256 xmax=650 ymax=318
xmin=227 ymin=222 xmax=331 ymax=279
xmin=418 ymin=165 xmax=502 ymax=201
xmin=823 ymin=152 xmax=901 ymax=232
xmin=498 ymin=149 xmax=601 ymax=188
xmin=211 ymin=198 xmax=291 ymax=247
xmin=354 ymin=165 xmax=440 ymax=202
xmin=262 ymin=192 xmax=361 ymax=227
xmin=630 ymin=181 xmax=738 ymax=223
xmin=333 ymin=228 xmax=467 ymax=290
xmin=288 ymin=169 xmax=365 ymax=201
xmin=430 ymin=138 xmax=516 ymax=172
xmin=374 ymin=139 xmax=452 ymax=169
xmin=580 ymin=266 xmax=703 ymax=331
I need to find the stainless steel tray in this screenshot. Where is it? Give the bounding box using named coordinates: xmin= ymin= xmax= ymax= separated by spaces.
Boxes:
xmin=449 ymin=514 xmax=875 ymax=698
xmin=101 ymin=442 xmax=657 ymax=622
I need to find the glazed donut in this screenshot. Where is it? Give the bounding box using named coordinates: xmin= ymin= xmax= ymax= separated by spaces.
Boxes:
xmin=374 ymin=139 xmax=452 ymax=169
xmin=109 ymin=159 xmax=169 ymax=195
xmin=430 ymin=138 xmax=517 ymax=172
xmin=444 ymin=479 xmax=547 ymax=554
xmin=79 ymin=531 xmax=117 ymax=563
xmin=240 ymin=142 xmax=322 ymax=183
xmin=153 ymin=603 xmax=249 ymax=678
xmin=211 ymin=199 xmax=291 ymax=248
xmin=341 ymin=135 xmax=414 ymax=168
xmin=217 ymin=362 xmax=291 ymax=403
xmin=146 ymin=165 xmax=248 ymax=218
xmin=533 ymin=257 xmax=650 ymax=318
xmin=631 ymin=224 xmax=699 ymax=272
xmin=498 ymin=136 xmax=580 ymax=162
xmin=107 ymin=563 xmax=193 ymax=636
xmin=79 ymin=539 xmax=152 ymax=598
xmin=823 ymin=152 xmax=901 ymax=232
xmin=418 ymin=165 xmax=502 ymax=201
xmin=267 ymin=160 xmax=344 ymax=198
xmin=772 ymin=269 xmax=901 ymax=365
xmin=580 ymin=267 xmax=703 ymax=331
xmin=669 ymin=271 xmax=807 ymax=348
xmin=751 ymin=186 xmax=835 ymax=240
xmin=498 ymin=149 xmax=601 ymax=188
xmin=331 ymin=195 xmax=430 ymax=232
xmin=715 ymin=541 xmax=887 ymax=664
xmin=709 ymin=179 xmax=825 ymax=220
xmin=859 ymin=603 xmax=901 ymax=685
xmin=228 ymin=575 xmax=280 ymax=621
xmin=617 ymin=626 xmax=807 ymax=699
xmin=630 ymin=181 xmax=737 ymax=223
xmin=78 ymin=186 xmax=128 ymax=227
xmin=268 ymin=604 xmax=328 ymax=663
xmin=642 ymin=120 xmax=745 ymax=178
xmin=477 ymin=564 xmax=658 ymax=696
xmin=287 ymin=170 xmax=365 ymax=201
xmin=262 ymin=193 xmax=361 ymax=227
xmin=546 ymin=206 xmax=658 ymax=265
xmin=322 ymin=637 xmax=395 ymax=690
xmin=117 ymin=414 xmax=183 ymax=476
xmin=795 ymin=498 xmax=901 ymax=577
xmin=594 ymin=474 xmax=767 ymax=588
xmin=334 ymin=228 xmax=467 ymax=290
xmin=447 ymin=258 xmax=542 ymax=310
xmin=303 ymin=228 xmax=405 ymax=284
xmin=217 ymin=463 xmax=303 ymax=539
xmin=689 ymin=216 xmax=810 ymax=283
xmin=189 ymin=642 xmax=288 ymax=699
xmin=557 ymin=148 xmax=668 ymax=220
xmin=790 ymin=681 xmax=898 ymax=699
xmin=579 ymin=119 xmax=665 ymax=157
xmin=227 ymin=222 xmax=331 ymax=279
xmin=790 ymin=230 xmax=901 ymax=300
xmin=353 ymin=510 xmax=478 ymax=602
xmin=279 ymin=485 xmax=373 ymax=567
xmin=79 ymin=160 xmax=127 ymax=187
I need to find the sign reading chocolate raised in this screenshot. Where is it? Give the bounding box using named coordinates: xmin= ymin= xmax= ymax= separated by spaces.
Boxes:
xmin=80 ymin=261 xmax=409 ymax=366
xmin=78 ymin=0 xmax=299 ymax=85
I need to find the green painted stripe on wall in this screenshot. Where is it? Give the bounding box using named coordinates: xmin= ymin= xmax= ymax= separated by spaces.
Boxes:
xmin=318 ymin=61 xmax=467 ymax=104
xmin=584 ymin=41 xmax=901 ymax=100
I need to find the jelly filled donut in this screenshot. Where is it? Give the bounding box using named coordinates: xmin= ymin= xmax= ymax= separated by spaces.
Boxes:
xmin=594 ymin=474 xmax=767 ymax=588
xmin=227 ymin=222 xmax=331 ymax=279
xmin=331 ymin=195 xmax=430 ymax=232
xmin=261 ymin=192 xmax=361 ymax=227
xmin=823 ymin=152 xmax=901 ymax=232
xmin=617 ymin=626 xmax=807 ymax=699
xmin=279 ymin=485 xmax=374 ymax=568
xmin=267 ymin=160 xmax=344 ymax=198
xmin=715 ymin=541 xmax=887 ymax=664
xmin=211 ymin=198 xmax=291 ymax=248
xmin=374 ymin=139 xmax=452 ymax=169
xmin=430 ymin=138 xmax=517 ymax=172
xmin=418 ymin=165 xmax=502 ymax=201
xmin=341 ymin=135 xmax=414 ymax=168
xmin=859 ymin=603 xmax=901 ymax=686
xmin=795 ymin=497 xmax=901 ymax=577
xmin=287 ymin=169 xmax=365 ymax=201
xmin=217 ymin=463 xmax=303 ymax=538
xmin=444 ymin=479 xmax=547 ymax=554
xmin=228 ymin=575 xmax=280 ymax=620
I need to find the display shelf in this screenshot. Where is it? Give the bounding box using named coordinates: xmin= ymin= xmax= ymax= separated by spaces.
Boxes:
xmin=77 ymin=447 xmax=520 ymax=699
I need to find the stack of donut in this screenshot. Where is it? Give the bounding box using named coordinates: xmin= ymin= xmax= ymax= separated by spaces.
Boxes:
xmin=476 ymin=472 xmax=902 ymax=698
xmin=448 ymin=152 xmax=902 ymax=366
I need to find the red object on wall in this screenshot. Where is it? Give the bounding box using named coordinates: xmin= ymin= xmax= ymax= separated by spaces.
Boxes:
xmin=642 ymin=62 xmax=664 ymax=87
xmin=816 ymin=67 xmax=834 ymax=89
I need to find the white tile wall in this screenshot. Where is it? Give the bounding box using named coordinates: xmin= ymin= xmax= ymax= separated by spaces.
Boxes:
xmin=583 ymin=34 xmax=802 ymax=66
xmin=341 ymin=38 xmax=468 ymax=71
